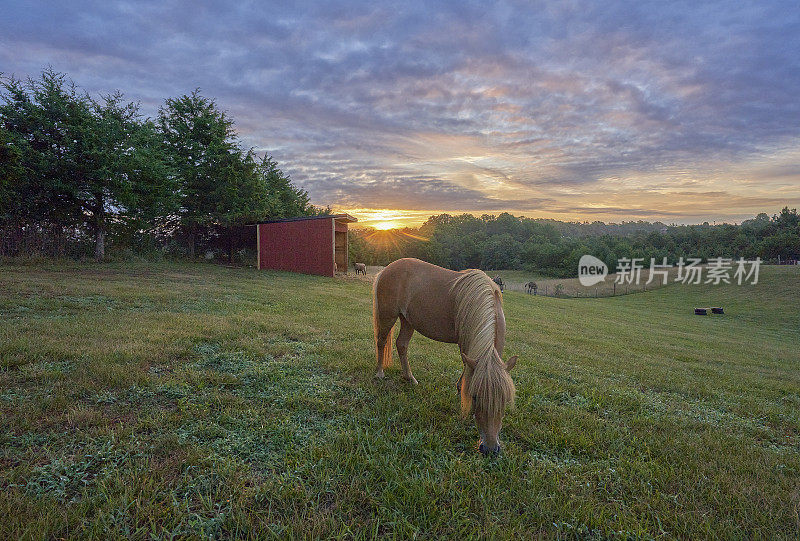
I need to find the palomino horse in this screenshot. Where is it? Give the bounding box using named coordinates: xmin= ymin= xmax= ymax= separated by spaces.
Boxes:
xmin=373 ymin=258 xmax=518 ymax=455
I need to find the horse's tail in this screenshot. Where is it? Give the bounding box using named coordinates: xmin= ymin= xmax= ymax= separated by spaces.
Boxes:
xmin=379 ymin=323 xmax=394 ymax=369
xmin=373 ymin=273 xmax=394 ymax=369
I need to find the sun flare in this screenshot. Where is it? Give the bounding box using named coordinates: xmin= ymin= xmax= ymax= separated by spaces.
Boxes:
xmin=344 ymin=209 xmax=430 ymax=230
xmin=374 ymin=221 xmax=401 ymax=230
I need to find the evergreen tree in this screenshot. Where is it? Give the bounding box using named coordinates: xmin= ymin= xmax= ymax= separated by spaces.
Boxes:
xmin=158 ymin=90 xmax=242 ymax=257
xmin=82 ymin=91 xmax=175 ymax=259
xmin=1 ymin=70 xmax=174 ymax=259
xmin=257 ymin=154 xmax=314 ymax=218
xmin=0 ymin=70 xmax=85 ymax=246
xmin=158 ymin=91 xmax=319 ymax=262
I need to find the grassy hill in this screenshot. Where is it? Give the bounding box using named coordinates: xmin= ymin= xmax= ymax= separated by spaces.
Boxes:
xmin=1 ymin=261 xmax=798 ymax=538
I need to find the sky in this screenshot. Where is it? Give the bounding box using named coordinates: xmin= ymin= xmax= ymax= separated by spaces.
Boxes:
xmin=3 ymin=1 xmax=800 ymax=229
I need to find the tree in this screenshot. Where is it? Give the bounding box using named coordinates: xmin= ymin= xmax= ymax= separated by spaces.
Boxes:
xmin=0 ymin=124 xmax=25 ymax=254
xmin=213 ymin=150 xmax=270 ymax=263
xmin=2 ymin=68 xmax=317 ymax=261
xmin=109 ymin=119 xmax=178 ymax=251
xmin=0 ymin=124 xmax=22 ymax=214
xmin=82 ymin=91 xmax=176 ymax=260
xmin=481 ymin=233 xmax=520 ymax=270
xmin=257 ymin=154 xmax=314 ymax=218
xmin=158 ymin=91 xmax=319 ymax=262
xmin=1 ymin=70 xmax=174 ymax=259
xmin=0 ymin=70 xmax=85 ymax=250
xmin=775 ymin=207 xmax=799 ymax=229
xmin=158 ymin=90 xmax=244 ymax=258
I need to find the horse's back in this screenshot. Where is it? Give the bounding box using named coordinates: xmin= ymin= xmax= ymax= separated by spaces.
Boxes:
xmin=379 ymin=258 xmax=457 ymax=281
xmin=375 ymin=259 xmax=462 ymax=343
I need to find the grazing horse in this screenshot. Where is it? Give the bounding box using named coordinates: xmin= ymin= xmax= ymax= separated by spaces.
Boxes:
xmin=373 ymin=258 xmax=518 ymax=455
xmin=354 ymin=263 xmax=367 ymax=275
xmin=524 ymin=281 xmax=537 ymax=295
xmin=492 ymin=275 xmax=504 ymax=292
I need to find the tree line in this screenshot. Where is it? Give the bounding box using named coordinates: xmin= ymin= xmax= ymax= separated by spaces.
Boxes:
xmin=350 ymin=209 xmax=800 ymax=277
xmin=0 ymin=69 xmax=320 ymax=261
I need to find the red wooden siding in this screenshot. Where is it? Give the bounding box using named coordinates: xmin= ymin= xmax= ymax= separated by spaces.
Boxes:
xmin=257 ymin=218 xmax=334 ymax=277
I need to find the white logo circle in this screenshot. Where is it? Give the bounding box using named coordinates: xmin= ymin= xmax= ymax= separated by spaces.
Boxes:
xmin=578 ymin=255 xmax=608 ymax=286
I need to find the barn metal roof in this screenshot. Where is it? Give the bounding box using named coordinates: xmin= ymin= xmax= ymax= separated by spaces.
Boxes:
xmin=253 ymin=213 xmax=357 ymax=224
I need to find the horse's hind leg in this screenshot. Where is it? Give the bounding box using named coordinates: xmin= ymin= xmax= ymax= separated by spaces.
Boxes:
xmin=396 ymin=315 xmax=418 ymax=385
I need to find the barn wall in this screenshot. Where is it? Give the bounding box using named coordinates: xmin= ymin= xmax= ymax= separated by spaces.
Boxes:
xmin=257 ymin=218 xmax=335 ymax=276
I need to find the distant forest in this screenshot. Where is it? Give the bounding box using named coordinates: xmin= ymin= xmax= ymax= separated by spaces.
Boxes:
xmin=0 ymin=69 xmax=321 ymax=262
xmin=350 ymin=209 xmax=800 ymax=277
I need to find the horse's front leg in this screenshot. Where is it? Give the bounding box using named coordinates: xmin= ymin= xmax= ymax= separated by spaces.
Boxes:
xmin=396 ymin=316 xmax=418 ymax=385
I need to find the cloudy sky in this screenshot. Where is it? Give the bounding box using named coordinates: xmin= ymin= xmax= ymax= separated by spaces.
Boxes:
xmin=3 ymin=1 xmax=799 ymax=228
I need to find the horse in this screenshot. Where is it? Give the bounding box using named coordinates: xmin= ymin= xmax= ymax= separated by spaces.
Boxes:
xmin=372 ymin=258 xmax=518 ymax=455
xmin=492 ymin=275 xmax=504 ymax=292
xmin=354 ymin=262 xmax=367 ymax=275
xmin=524 ymin=281 xmax=537 ymax=295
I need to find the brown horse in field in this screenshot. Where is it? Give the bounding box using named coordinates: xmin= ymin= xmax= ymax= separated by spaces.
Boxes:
xmin=372 ymin=258 xmax=518 ymax=455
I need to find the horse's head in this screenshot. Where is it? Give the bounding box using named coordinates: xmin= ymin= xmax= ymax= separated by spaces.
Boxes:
xmin=459 ymin=350 xmax=517 ymax=456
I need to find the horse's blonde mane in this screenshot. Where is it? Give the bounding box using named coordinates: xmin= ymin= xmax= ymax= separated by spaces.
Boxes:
xmin=450 ymin=270 xmax=515 ymax=419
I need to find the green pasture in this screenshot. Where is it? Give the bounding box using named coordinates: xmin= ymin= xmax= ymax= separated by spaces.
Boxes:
xmin=0 ymin=261 xmax=798 ymax=539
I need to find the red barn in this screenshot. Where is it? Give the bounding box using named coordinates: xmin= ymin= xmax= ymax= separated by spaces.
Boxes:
xmin=256 ymin=214 xmax=357 ymax=277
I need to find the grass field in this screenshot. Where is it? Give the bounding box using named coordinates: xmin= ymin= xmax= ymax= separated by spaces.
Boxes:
xmin=1 ymin=261 xmax=798 ymax=539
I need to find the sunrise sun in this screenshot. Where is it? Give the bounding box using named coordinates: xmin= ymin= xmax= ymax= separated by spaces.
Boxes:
xmin=373 ymin=221 xmax=401 ymax=230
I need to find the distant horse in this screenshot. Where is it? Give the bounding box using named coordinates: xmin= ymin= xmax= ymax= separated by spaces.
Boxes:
xmin=524 ymin=281 xmax=537 ymax=295
xmin=373 ymin=258 xmax=518 ymax=455
xmin=492 ymin=275 xmax=504 ymax=292
xmin=354 ymin=263 xmax=367 ymax=275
